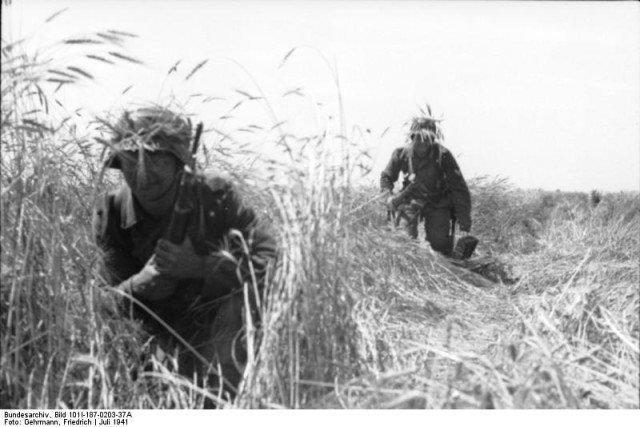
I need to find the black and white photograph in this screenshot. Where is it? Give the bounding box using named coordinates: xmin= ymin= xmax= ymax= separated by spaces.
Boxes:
xmin=1 ymin=0 xmax=638 ymax=420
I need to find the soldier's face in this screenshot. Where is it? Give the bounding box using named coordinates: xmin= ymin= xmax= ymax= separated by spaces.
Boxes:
xmin=412 ymin=132 xmax=433 ymax=154
xmin=119 ymin=151 xmax=180 ymax=202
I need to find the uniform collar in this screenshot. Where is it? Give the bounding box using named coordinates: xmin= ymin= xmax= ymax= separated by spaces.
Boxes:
xmin=119 ymin=185 xmax=143 ymax=229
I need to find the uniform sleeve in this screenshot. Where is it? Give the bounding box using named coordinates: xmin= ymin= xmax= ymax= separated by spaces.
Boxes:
xmin=201 ymin=177 xmax=277 ymax=297
xmin=93 ymin=193 xmax=141 ymax=286
xmin=441 ymin=150 xmax=472 ymax=231
xmin=380 ymin=148 xmax=404 ymax=193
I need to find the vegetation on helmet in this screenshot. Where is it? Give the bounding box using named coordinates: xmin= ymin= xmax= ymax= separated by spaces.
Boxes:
xmin=408 ymin=103 xmax=444 ymax=144
xmin=106 ymin=105 xmax=194 ymax=168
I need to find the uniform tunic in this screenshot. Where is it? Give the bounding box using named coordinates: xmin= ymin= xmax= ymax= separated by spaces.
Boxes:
xmin=380 ymin=142 xmax=472 ymax=229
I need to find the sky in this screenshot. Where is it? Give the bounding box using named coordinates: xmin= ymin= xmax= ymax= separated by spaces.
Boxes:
xmin=4 ymin=0 xmax=640 ymax=192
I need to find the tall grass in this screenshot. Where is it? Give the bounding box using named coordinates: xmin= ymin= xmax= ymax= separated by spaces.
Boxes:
xmin=2 ymin=10 xmax=638 ymax=409
xmin=1 ymin=12 xmax=171 ymax=408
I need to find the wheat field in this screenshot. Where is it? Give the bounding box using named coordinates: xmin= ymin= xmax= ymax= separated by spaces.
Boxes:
xmin=1 ymin=9 xmax=638 ymax=410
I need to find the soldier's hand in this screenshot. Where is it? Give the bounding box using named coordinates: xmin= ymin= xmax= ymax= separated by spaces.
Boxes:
xmin=386 ymin=195 xmax=397 ymax=211
xmin=118 ymin=255 xmax=177 ymax=301
xmin=155 ymin=237 xmax=206 ymax=279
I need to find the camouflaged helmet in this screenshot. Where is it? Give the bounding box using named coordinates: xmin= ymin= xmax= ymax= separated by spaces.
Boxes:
xmin=408 ymin=106 xmax=443 ymax=144
xmin=106 ymin=106 xmax=193 ymax=169
xmin=409 ymin=117 xmax=438 ymax=134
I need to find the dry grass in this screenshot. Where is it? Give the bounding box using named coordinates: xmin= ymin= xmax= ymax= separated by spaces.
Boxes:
xmin=2 ymin=9 xmax=638 ymax=409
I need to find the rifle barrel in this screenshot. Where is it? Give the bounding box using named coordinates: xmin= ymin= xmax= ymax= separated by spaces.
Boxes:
xmin=191 ymin=122 xmax=203 ymax=169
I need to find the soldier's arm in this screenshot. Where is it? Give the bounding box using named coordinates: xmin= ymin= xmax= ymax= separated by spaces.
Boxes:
xmin=380 ymin=148 xmax=403 ymax=194
xmin=94 ymin=193 xmax=174 ymax=301
xmin=441 ymin=149 xmax=472 ymax=231
xmin=202 ymin=177 xmax=276 ymax=297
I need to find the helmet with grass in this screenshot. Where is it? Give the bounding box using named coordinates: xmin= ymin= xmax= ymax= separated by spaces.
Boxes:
xmin=408 ymin=104 xmax=443 ymax=143
xmin=409 ymin=117 xmax=438 ymax=135
xmin=106 ymin=105 xmax=193 ymax=169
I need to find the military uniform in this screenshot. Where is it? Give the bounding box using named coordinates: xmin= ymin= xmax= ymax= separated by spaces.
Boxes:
xmin=94 ymin=170 xmax=276 ymax=398
xmin=380 ymin=142 xmax=471 ymax=255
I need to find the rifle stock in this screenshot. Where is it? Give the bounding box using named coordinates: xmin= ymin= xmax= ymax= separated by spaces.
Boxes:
xmin=390 ymin=182 xmax=415 ymax=209
xmin=387 ymin=182 xmax=415 ymax=225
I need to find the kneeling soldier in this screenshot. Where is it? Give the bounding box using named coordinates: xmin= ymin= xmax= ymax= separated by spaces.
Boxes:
xmin=94 ymin=105 xmax=276 ymax=403
xmin=380 ymin=109 xmax=472 ymax=256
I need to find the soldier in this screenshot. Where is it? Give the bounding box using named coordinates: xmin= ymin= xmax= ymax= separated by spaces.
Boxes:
xmin=380 ymin=111 xmax=472 ymax=256
xmin=93 ymin=105 xmax=276 ymax=404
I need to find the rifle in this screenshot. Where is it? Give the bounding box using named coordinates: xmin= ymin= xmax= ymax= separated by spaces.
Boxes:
xmin=164 ymin=122 xmax=203 ymax=244
xmin=386 ymin=181 xmax=416 ymax=225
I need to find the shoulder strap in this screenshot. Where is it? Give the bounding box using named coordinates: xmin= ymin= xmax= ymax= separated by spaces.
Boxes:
xmin=435 ymin=144 xmax=453 ymax=196
xmin=402 ymin=146 xmax=415 ymax=179
xmin=408 ymin=152 xmax=415 ymax=177
xmin=436 ymin=143 xmax=444 ymax=168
